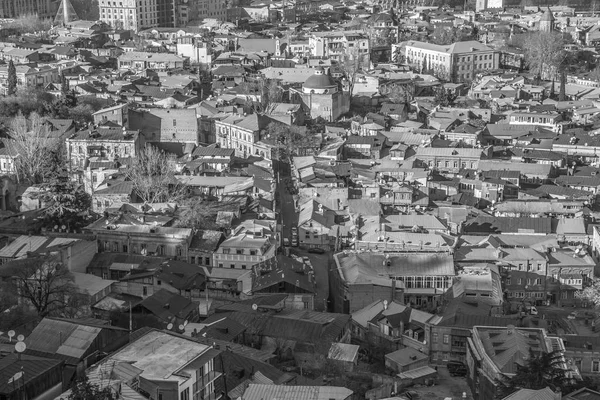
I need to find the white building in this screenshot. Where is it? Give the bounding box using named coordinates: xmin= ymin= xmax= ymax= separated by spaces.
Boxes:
xmin=309 ymin=31 xmax=370 ymax=62
xmin=404 ymin=40 xmax=499 ymax=83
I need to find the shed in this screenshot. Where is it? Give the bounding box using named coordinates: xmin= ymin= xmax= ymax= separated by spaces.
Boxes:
xmin=396 ymin=365 xmax=437 ymax=385
xmin=327 ymin=343 xmax=359 ymax=372
xmin=384 ymin=347 xmax=428 ymax=373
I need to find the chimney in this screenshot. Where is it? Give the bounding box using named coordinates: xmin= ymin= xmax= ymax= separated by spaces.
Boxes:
xmin=391 ymin=279 xmax=396 ymax=302
xmin=506 ymin=324 xmax=515 ymax=335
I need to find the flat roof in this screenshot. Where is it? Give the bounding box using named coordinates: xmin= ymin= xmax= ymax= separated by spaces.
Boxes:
xmin=102 ymin=330 xmax=210 ymax=382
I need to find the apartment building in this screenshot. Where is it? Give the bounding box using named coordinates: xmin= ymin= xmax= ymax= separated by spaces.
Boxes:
xmin=308 ymin=31 xmax=370 ymax=62
xmin=0 ymin=0 xmax=55 ymax=18
xmin=99 ymin=0 xmax=185 ymax=31
xmin=213 ymin=231 xmax=277 ymax=270
xmin=215 ymin=113 xmax=272 ymax=158
xmin=404 ymin=40 xmax=499 ymax=83
xmin=94 ymin=329 xmax=222 ymax=400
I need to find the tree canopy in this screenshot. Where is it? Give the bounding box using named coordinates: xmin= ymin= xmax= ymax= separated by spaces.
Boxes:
xmin=523 ymin=32 xmax=568 ymax=80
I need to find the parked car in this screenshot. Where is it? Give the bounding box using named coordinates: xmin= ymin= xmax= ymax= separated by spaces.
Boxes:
xmin=291 ymin=236 xmax=298 ymax=247
xmin=291 ymin=226 xmax=298 ymax=236
xmin=308 ymin=248 xmax=325 ymax=254
xmin=568 ymin=311 xmax=578 ymax=320
xmin=283 ymin=238 xmax=290 ymax=247
xmin=525 ymin=305 xmax=538 ymax=315
xmin=447 ymin=361 xmax=467 ymax=377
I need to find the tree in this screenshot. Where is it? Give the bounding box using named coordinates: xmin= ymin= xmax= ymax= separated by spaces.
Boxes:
xmin=559 ymin=70 xmax=566 ymax=101
xmin=575 ymin=279 xmax=600 ymax=307
xmin=338 ymin=46 xmax=369 ymax=94
xmin=433 ymin=86 xmax=457 ymax=107
xmin=7 ymin=112 xmax=63 ymax=184
xmin=125 ymin=145 xmax=186 ymax=204
xmin=239 ymin=78 xmax=283 ymax=113
xmin=173 ymin=197 xmax=237 ymax=230
xmin=523 ymin=32 xmax=568 ymax=81
xmin=35 ymin=175 xmax=92 ymax=231
xmin=68 ymin=376 xmax=115 ymax=400
xmin=7 ymin=60 xmax=17 ymax=96
xmin=60 ymin=72 xmax=69 ymax=95
xmin=263 ymin=122 xmax=315 ymax=159
xmin=498 ymin=349 xmax=571 ymax=396
xmin=7 ymin=257 xmax=83 ymax=317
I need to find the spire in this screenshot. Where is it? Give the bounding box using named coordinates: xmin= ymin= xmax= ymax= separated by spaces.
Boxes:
xmin=54 ymin=0 xmax=79 ymax=25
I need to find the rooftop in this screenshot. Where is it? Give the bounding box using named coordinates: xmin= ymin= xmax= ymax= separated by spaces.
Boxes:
xmin=101 ymin=330 xmax=211 ymax=383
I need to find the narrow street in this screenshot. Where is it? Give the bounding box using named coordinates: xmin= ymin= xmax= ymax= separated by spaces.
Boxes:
xmin=274 ymin=158 xmax=331 ymax=312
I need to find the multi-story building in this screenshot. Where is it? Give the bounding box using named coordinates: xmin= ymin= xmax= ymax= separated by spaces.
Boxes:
xmin=99 ymin=0 xmax=140 ymax=31
xmin=87 ymin=217 xmax=193 ymax=259
xmin=66 ymin=126 xmax=142 ymax=171
xmin=404 ymin=40 xmax=500 ymax=83
xmin=308 ymin=31 xmax=370 ymax=62
xmin=508 ymin=111 xmax=563 ymax=133
xmin=0 ymin=64 xmax=60 ymax=95
xmin=0 ymin=0 xmax=55 ymax=18
xmin=93 ymin=329 xmax=222 ymax=400
xmin=415 ymin=147 xmax=490 ymax=173
xmin=467 ymin=326 xmax=569 ymax=400
xmin=331 ymin=251 xmax=455 ymax=314
xmin=215 ymin=113 xmax=272 ymax=158
xmin=99 ymin=0 xmax=183 ymax=31
xmin=117 ymin=51 xmax=187 ymax=71
xmin=213 ymin=230 xmax=277 ymax=270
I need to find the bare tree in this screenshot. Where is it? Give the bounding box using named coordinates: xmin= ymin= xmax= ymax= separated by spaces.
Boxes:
xmin=523 ymin=32 xmax=568 ymax=81
xmin=8 ymin=258 xmax=83 ymax=317
xmin=338 ymin=46 xmax=369 ymax=94
xmin=7 ymin=112 xmax=62 ymax=184
xmin=125 ymin=145 xmax=187 ymax=204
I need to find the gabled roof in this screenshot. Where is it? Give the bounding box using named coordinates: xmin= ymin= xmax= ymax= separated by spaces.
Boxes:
xmin=24 ymin=318 xmax=127 ymax=364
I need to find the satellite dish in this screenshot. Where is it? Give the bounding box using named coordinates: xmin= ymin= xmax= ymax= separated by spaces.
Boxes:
xmin=15 ymin=342 xmax=26 ymax=353
xmin=16 ymin=335 xmax=24 ymax=342
xmin=383 ymin=300 xmax=388 ymax=309
xmin=179 ymin=324 xmax=185 ymax=331
xmin=167 ymin=323 xmax=174 ymax=330
xmin=252 ymin=304 xmax=258 ymax=311
xmin=7 ymin=331 xmax=14 ymax=342
xmin=183 ymin=320 xmax=189 ymax=327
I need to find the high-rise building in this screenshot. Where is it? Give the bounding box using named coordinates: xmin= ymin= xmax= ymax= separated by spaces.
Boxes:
xmin=98 ymin=0 xmax=185 ymax=32
xmin=0 ymin=0 xmax=55 ymax=19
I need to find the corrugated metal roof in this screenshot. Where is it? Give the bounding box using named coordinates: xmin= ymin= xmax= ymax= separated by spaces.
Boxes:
xmin=56 ymin=325 xmax=102 ymax=359
xmin=242 ymin=384 xmax=353 ymax=400
xmin=0 ymin=354 xmax=62 ymax=394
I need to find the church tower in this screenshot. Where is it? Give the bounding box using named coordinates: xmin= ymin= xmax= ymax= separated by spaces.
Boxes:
xmin=539 ymin=7 xmax=555 ymax=33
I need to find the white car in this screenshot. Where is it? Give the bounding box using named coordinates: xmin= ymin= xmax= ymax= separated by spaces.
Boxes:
xmin=568 ymin=312 xmax=578 ymax=320
xmin=529 ymin=306 xmax=538 ymax=315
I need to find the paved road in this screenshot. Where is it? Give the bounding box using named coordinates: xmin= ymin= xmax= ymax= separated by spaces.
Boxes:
xmin=274 ymin=159 xmax=297 ymax=242
xmin=274 ymin=158 xmax=332 ymax=311
xmin=291 ymin=249 xmax=331 ymax=311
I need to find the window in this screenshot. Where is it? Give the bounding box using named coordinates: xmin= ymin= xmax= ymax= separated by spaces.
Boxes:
xmin=443 ymin=334 xmax=449 ymax=344
xmin=518 ymin=263 xmax=523 ymax=270
xmin=143 ymin=286 xmax=148 ymax=296
xmin=218 ymin=263 xmax=223 ymax=268
xmin=180 ymin=388 xmax=189 ymax=400
xmin=303 ymin=301 xmax=309 ymax=309
xmin=241 ymin=265 xmax=246 ymax=269
xmin=249 ymin=250 xmax=257 ymax=256
xmin=236 ymin=249 xmax=244 ymax=255
xmin=173 ymin=119 xmax=177 ymax=127
xmin=537 ymin=263 xmax=542 ymax=271
xmin=518 ymin=278 xmax=522 ymax=285
xmin=432 ymin=333 xmax=438 ymax=343
xmin=177 ymin=247 xmax=183 ymax=257
xmin=593 ymin=361 xmax=600 ymax=372
xmin=535 ymin=278 xmax=541 ymax=285
xmin=230 ymin=264 xmax=235 ymax=269
xmin=205 ymin=257 xmax=210 ymax=265
xmin=506 ymin=278 xmax=511 ymax=285
xmin=157 ymin=245 xmax=165 ymax=256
